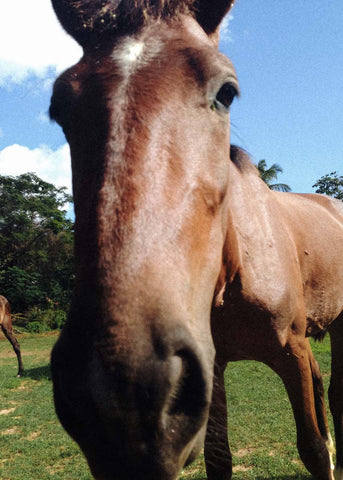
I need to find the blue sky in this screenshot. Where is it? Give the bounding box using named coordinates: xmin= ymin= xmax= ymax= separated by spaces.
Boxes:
xmin=223 ymin=1 xmax=343 ymax=192
xmin=0 ymin=0 xmax=342 ymax=196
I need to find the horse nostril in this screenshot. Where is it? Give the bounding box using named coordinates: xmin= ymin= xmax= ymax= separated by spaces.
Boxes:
xmin=166 ymin=349 xmax=209 ymax=421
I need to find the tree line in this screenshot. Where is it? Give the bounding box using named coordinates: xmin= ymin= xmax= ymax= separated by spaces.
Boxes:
xmin=0 ymin=173 xmax=73 ymax=332
xmin=0 ymin=166 xmax=341 ymax=331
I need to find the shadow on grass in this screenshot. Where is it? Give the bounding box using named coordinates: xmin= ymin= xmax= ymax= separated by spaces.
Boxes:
xmin=182 ymin=475 xmax=310 ymax=480
xmin=22 ymin=364 xmax=51 ymax=381
xmin=254 ymin=476 xmax=310 ymax=480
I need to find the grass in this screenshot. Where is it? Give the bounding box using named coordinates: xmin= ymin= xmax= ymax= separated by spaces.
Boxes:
xmin=0 ymin=331 xmax=332 ymax=479
xmin=0 ymin=331 xmax=91 ymax=480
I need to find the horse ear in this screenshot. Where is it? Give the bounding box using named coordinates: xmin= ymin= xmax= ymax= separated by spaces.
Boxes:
xmin=51 ymin=0 xmax=120 ymax=48
xmin=195 ymin=0 xmax=235 ymax=36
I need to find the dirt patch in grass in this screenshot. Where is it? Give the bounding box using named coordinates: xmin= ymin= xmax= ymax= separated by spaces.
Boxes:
xmin=1 ymin=426 xmax=21 ymax=436
xmin=26 ymin=430 xmax=42 ymax=441
xmin=45 ymin=463 xmax=66 ymax=475
xmin=0 ymin=345 xmax=51 ymax=359
xmin=21 ymin=348 xmax=52 ymax=359
xmin=11 ymin=380 xmax=33 ymax=392
xmin=234 ymin=447 xmax=257 ymax=458
xmin=0 ymin=408 xmax=16 ymax=416
xmin=233 ymin=464 xmax=253 ymax=472
xmin=0 ymin=347 xmax=52 ymax=359
xmin=182 ymin=464 xmax=203 ymax=476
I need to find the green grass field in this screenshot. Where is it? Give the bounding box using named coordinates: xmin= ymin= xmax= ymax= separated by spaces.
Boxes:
xmin=0 ymin=331 xmax=332 ymax=479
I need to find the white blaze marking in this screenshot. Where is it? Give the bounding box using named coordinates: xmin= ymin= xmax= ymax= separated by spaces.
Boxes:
xmin=113 ymin=39 xmax=145 ymax=74
xmin=125 ymin=41 xmax=144 ymax=63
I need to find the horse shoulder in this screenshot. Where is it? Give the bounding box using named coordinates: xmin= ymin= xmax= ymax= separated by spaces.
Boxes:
xmin=220 ymin=181 xmax=303 ymax=352
xmin=274 ymin=192 xmax=343 ymax=328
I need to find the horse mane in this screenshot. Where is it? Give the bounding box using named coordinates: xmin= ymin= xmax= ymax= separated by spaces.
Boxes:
xmin=113 ymin=0 xmax=195 ymax=18
xmin=52 ymin=0 xmax=197 ymax=46
xmin=230 ymin=145 xmax=259 ymax=175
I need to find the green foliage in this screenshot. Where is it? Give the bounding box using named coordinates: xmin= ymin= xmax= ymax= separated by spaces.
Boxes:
xmin=26 ymin=321 xmax=51 ymax=334
xmin=312 ymin=171 xmax=343 ymax=200
xmin=25 ymin=305 xmax=67 ymax=331
xmin=257 ymin=159 xmax=291 ymax=192
xmin=0 ymin=173 xmax=74 ymax=322
xmin=0 ymin=266 xmax=43 ymax=311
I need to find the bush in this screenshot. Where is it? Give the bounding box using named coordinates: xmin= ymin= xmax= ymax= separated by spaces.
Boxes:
xmin=47 ymin=309 xmax=67 ymax=330
xmin=24 ymin=306 xmax=67 ymax=332
xmin=26 ymin=321 xmax=51 ymax=334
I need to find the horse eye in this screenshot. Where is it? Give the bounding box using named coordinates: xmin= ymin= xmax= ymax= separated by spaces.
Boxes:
xmin=212 ymin=82 xmax=238 ymax=113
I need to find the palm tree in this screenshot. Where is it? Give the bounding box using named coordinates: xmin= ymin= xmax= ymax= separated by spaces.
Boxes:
xmin=257 ymin=159 xmax=291 ymax=192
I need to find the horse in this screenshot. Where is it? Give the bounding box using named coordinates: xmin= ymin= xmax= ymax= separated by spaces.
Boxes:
xmin=49 ymin=1 xmax=343 ymax=479
xmin=206 ymin=146 xmax=343 ymax=480
xmin=0 ymin=295 xmax=23 ymax=377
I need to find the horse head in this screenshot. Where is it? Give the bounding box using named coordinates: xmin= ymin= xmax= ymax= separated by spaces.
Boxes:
xmin=50 ymin=1 xmax=238 ymax=478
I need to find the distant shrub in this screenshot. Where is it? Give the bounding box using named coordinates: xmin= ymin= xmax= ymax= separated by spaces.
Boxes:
xmin=24 ymin=306 xmax=67 ymax=332
xmin=47 ymin=309 xmax=67 ymax=330
xmin=26 ymin=321 xmax=51 ymax=334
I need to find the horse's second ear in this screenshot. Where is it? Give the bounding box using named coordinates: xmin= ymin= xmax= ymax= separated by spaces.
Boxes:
xmin=195 ymin=0 xmax=235 ymax=36
xmin=51 ymin=0 xmax=119 ymax=49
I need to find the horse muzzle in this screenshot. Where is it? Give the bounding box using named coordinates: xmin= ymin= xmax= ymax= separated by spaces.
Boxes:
xmin=51 ymin=317 xmax=213 ymax=480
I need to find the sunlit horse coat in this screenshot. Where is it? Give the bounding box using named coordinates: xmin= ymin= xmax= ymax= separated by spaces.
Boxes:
xmin=50 ymin=1 xmax=343 ymax=479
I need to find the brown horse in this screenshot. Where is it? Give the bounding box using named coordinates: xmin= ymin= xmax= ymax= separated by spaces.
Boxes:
xmin=0 ymin=295 xmax=23 ymax=377
xmin=206 ymin=146 xmax=343 ymax=480
xmin=49 ymin=1 xmax=343 ymax=480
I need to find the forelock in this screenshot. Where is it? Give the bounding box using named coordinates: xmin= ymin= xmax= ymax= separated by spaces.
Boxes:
xmin=70 ymin=0 xmax=196 ymax=36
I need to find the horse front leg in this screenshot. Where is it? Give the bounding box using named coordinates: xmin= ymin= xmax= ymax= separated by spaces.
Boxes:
xmin=204 ymin=361 xmax=232 ymax=480
xmin=309 ymin=347 xmax=335 ymax=471
xmin=1 ymin=323 xmax=24 ymax=377
xmin=269 ymin=336 xmax=334 ymax=480
xmin=328 ymin=317 xmax=343 ymax=480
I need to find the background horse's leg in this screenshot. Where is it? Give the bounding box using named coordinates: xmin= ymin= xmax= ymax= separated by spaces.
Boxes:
xmin=269 ymin=338 xmax=334 ymax=480
xmin=309 ymin=344 xmax=335 ymax=470
xmin=1 ymin=319 xmax=23 ymax=377
xmin=329 ymin=315 xmax=343 ymax=480
xmin=204 ymin=361 xmax=232 ymax=480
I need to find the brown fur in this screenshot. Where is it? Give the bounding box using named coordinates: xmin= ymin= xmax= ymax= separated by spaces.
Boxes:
xmin=50 ymin=1 xmax=343 ymax=480
xmin=51 ymin=0 xmax=235 ymax=47
xmin=0 ymin=295 xmax=23 ymax=377
xmin=51 ymin=0 xmax=196 ymax=46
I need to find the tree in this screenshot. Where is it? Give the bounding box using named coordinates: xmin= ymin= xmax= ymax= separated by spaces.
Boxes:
xmin=0 ymin=173 xmax=74 ymax=313
xmin=257 ymin=159 xmax=291 ymax=192
xmin=312 ymin=171 xmax=343 ymax=200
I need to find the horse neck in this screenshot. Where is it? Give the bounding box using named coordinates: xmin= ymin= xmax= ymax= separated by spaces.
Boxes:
xmin=223 ymin=161 xmax=276 ymax=280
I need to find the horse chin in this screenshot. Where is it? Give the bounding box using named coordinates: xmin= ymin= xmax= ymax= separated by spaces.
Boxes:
xmin=184 ymin=423 xmax=208 ymax=467
xmin=87 ymin=444 xmax=206 ymax=480
xmin=83 ymin=415 xmax=208 ymax=480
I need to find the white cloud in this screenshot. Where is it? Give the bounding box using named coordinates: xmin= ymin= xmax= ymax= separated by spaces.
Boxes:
xmin=0 ymin=143 xmax=72 ymax=194
xmin=37 ymin=110 xmax=50 ymax=125
xmin=220 ymin=14 xmax=234 ymax=43
xmin=0 ymin=0 xmax=82 ymax=86
xmin=1 ymin=2 xmax=234 ymax=86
